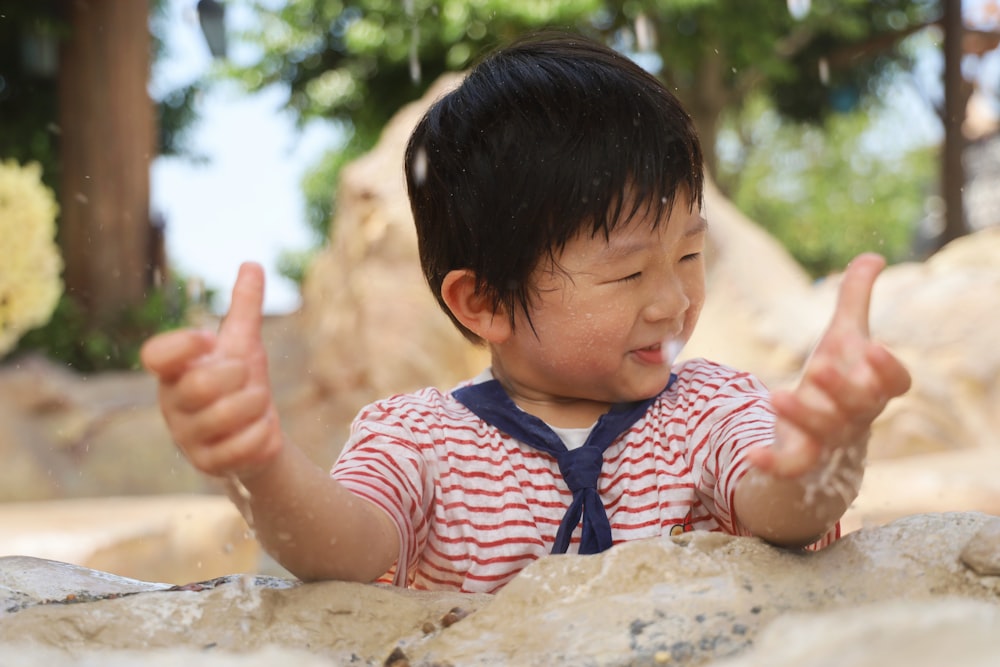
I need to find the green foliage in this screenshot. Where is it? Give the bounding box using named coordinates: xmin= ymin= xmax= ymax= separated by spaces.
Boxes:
xmin=223 ymin=0 xmax=946 ymax=252
xmin=717 ymin=94 xmax=935 ymax=277
xmin=276 ymin=247 xmax=320 ymax=286
xmin=14 ymin=280 xmax=207 ymax=373
xmin=300 ymin=135 xmax=360 ymax=240
xmin=0 ymin=1 xmax=67 ymax=195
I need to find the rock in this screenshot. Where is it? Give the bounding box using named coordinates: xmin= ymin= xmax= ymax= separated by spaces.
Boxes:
xmin=1 ymin=555 xmax=170 ymax=615
xmin=0 ymin=555 xmax=490 ymax=665
xmin=0 ymin=495 xmax=258 ymax=584
xmin=0 ymin=354 xmax=210 ymax=501
xmin=706 ymin=598 xmax=1000 ymax=667
xmin=407 ymin=512 xmax=1000 ymax=666
xmin=301 ymin=73 xmax=489 ymax=413
xmin=862 ymin=228 xmax=1000 ymax=458
xmin=0 ymin=645 xmax=341 ymax=667
xmin=842 ymin=448 xmax=1000 ymax=533
xmin=1 ymin=513 xmax=999 ymax=666
xmin=0 ymin=313 xmax=345 ymax=500
xmin=961 ymin=521 xmax=1000 ymax=576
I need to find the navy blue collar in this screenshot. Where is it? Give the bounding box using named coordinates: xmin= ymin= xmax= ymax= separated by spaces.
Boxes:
xmin=452 ymin=374 xmax=675 ymax=554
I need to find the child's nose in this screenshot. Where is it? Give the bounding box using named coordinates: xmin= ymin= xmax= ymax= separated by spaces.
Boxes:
xmin=642 ymin=275 xmax=689 ymax=322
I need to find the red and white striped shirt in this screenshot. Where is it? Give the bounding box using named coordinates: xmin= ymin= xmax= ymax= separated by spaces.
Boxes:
xmin=331 ymin=358 xmax=839 ymax=593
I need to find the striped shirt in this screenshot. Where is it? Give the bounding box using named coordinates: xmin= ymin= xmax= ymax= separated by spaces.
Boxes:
xmin=331 ymin=358 xmax=839 ymax=593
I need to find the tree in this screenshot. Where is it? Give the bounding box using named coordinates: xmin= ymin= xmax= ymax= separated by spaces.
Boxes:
xmin=58 ymin=0 xmax=156 ymax=328
xmin=1 ymin=0 xmax=206 ymax=370
xmin=229 ymin=0 xmax=944 ymax=201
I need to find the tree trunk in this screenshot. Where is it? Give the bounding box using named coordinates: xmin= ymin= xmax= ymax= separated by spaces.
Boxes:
xmin=57 ymin=0 xmax=154 ymax=327
xmin=937 ymin=0 xmax=967 ymax=250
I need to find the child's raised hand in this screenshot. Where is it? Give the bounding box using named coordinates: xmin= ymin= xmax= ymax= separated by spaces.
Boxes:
xmin=141 ymin=262 xmax=283 ymax=479
xmin=748 ymin=253 xmax=911 ymax=479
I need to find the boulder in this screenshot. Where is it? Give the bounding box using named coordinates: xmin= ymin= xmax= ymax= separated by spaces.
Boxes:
xmin=0 ymin=495 xmax=258 ymax=585
xmin=2 ymin=513 xmax=999 ymax=666
xmin=301 ymin=73 xmax=489 ymax=412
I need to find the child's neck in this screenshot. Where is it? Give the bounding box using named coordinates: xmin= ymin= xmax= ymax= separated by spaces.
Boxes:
xmin=492 ymin=375 xmax=611 ymax=429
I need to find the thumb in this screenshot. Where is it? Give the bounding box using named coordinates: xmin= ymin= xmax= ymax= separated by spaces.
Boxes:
xmin=217 ymin=262 xmax=265 ymax=359
xmin=830 ymin=253 xmax=885 ymax=337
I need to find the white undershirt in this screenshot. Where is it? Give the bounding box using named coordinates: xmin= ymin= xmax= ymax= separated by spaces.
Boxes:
xmin=472 ymin=368 xmax=596 ymax=450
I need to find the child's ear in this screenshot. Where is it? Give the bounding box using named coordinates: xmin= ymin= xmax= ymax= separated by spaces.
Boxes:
xmin=440 ymin=269 xmax=512 ymax=343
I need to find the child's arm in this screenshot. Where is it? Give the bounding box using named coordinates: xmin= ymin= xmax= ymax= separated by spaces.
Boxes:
xmin=733 ymin=253 xmax=912 ymax=547
xmin=140 ymin=263 xmax=399 ymax=582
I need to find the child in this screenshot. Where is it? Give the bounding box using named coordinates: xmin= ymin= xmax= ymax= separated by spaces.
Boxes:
xmin=141 ymin=32 xmax=911 ymax=594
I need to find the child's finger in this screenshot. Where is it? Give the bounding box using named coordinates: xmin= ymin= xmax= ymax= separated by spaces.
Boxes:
xmin=828 ymin=253 xmax=885 ymax=338
xmin=866 ymin=344 xmax=913 ymax=399
xmin=187 ymin=409 xmax=281 ymax=477
xmin=169 ymin=357 xmax=250 ymax=413
xmin=217 ymin=262 xmax=266 ymax=359
xmin=175 ymin=385 xmax=272 ymax=445
xmin=140 ymin=329 xmax=216 ymax=381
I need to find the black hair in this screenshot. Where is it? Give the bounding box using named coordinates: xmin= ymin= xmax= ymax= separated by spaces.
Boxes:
xmin=404 ymin=31 xmax=704 ymax=343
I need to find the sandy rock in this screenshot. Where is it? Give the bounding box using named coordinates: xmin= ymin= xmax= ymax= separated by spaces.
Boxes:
xmin=706 ymin=598 xmax=1000 ymax=667
xmin=0 ymin=354 xmax=209 ymax=500
xmin=0 ymin=645 xmax=340 ymax=667
xmin=2 ymin=513 xmax=999 ymax=666
xmin=962 ymin=520 xmax=1000 ymax=576
xmin=842 ymin=448 xmax=1000 ymax=533
xmin=301 ymin=73 xmax=489 ymax=412
xmin=862 ymin=229 xmax=1000 ymax=458
xmin=0 ymin=496 xmax=258 ymax=585
xmin=407 ymin=512 xmax=1000 ymax=666
xmin=0 ymin=556 xmax=490 ymax=665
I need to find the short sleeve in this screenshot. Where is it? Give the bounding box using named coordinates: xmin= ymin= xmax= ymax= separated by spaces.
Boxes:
xmin=331 ymin=400 xmax=436 ymax=587
xmin=677 ymin=364 xmax=775 ymax=535
xmin=677 ymin=361 xmax=839 ymax=549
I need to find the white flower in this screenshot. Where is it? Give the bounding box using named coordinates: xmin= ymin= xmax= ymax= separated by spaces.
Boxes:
xmin=0 ymin=159 xmax=63 ymax=357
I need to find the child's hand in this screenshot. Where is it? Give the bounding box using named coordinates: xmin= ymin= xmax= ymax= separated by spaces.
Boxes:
xmin=749 ymin=253 xmax=911 ymax=479
xmin=141 ymin=262 xmax=283 ymax=479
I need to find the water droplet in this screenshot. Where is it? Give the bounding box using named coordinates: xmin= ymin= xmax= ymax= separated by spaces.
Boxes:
xmin=787 ymin=0 xmax=811 ymax=20
xmin=412 ymin=145 xmax=428 ymax=185
xmin=635 ymin=13 xmax=656 ymax=52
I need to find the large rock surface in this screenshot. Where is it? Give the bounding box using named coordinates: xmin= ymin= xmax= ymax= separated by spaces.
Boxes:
xmin=2 ymin=513 xmax=999 ymax=666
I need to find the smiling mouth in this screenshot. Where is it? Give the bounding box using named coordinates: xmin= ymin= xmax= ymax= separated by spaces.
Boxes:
xmin=632 ymin=342 xmax=666 ymax=365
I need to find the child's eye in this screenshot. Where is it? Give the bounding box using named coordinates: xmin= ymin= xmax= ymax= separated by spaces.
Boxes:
xmin=680 ymin=252 xmax=701 ymax=262
xmin=618 ymin=272 xmax=642 ymax=283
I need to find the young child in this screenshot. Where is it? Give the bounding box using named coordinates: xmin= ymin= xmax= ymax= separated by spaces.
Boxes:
xmin=141 ymin=32 xmax=911 ymax=594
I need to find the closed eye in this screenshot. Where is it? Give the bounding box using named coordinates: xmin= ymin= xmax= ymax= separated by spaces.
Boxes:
xmin=618 ymin=272 xmax=642 ymax=283
xmin=681 ymin=252 xmax=701 ymax=262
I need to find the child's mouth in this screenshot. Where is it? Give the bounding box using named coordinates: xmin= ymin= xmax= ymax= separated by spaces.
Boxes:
xmin=632 ymin=339 xmax=684 ymax=367
xmin=632 ymin=342 xmax=666 ymax=365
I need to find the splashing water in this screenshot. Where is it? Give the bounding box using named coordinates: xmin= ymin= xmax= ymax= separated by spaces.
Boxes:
xmin=787 ymin=0 xmax=811 ymax=20
xmin=662 ymin=338 xmax=685 ymax=369
xmin=818 ymin=57 xmax=830 ymax=85
xmin=227 ymin=473 xmax=256 ymax=540
xmin=406 ymin=0 xmax=421 ymax=84
xmin=411 ymin=144 xmax=428 ymax=185
xmin=800 ymin=446 xmax=866 ymax=509
xmin=634 ymin=13 xmax=657 ymax=52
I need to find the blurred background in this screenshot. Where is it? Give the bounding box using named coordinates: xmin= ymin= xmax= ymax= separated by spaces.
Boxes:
xmin=1 ymin=0 xmax=999 ymax=584
xmin=2 ymin=0 xmax=998 ymax=370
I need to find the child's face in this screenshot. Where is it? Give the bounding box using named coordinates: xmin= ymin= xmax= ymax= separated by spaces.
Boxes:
xmin=493 ymin=196 xmax=707 ymax=411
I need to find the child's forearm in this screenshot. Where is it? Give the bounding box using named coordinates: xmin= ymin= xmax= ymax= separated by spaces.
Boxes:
xmin=733 ymin=461 xmax=862 ymax=548
xmin=227 ymin=443 xmax=400 ymax=583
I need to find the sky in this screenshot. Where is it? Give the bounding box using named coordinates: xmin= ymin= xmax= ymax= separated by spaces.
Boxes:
xmin=150 ymin=0 xmax=339 ymax=315
xmin=149 ymin=0 xmax=999 ymax=315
